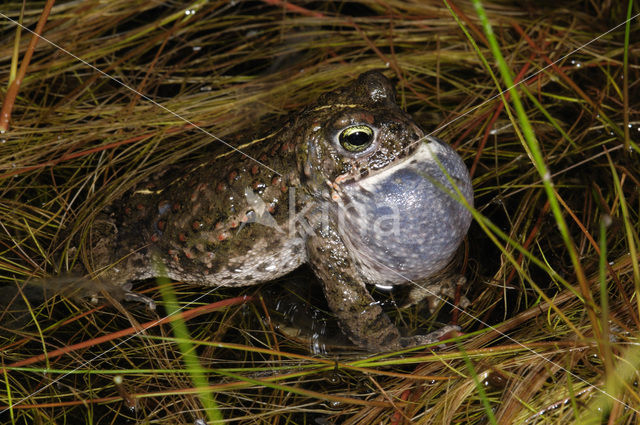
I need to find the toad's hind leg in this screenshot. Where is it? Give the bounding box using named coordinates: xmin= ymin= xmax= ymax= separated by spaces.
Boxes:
xmin=306 ymin=230 xmax=400 ymax=350
xmin=307 ymin=227 xmax=458 ymax=351
xmin=84 ymin=213 xmax=156 ymax=284
xmin=401 ymin=274 xmax=469 ymax=311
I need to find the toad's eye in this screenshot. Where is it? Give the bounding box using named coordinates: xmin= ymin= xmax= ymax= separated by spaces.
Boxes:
xmin=339 ymin=125 xmax=374 ymax=152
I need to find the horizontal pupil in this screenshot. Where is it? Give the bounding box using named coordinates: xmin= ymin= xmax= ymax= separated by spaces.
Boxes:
xmin=347 ymin=132 xmax=370 ymax=145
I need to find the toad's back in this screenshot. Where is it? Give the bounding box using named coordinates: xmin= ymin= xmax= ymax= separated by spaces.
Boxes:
xmin=89 ymin=131 xmax=309 ymax=287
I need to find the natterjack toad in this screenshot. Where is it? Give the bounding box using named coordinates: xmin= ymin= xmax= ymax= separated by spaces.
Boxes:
xmin=85 ymin=71 xmax=473 ymax=351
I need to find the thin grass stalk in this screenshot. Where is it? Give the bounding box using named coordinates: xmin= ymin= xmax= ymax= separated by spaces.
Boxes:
xmin=157 ymin=275 xmax=223 ymax=424
xmin=8 ymin=1 xmax=25 ymax=85
xmin=622 ymin=0 xmax=633 ymax=152
xmin=0 ymin=0 xmax=55 ymax=132
xmin=469 ymin=1 xmax=599 ymax=340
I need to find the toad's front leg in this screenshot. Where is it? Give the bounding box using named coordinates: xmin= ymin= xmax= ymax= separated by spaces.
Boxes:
xmin=306 ymin=226 xmax=457 ymax=352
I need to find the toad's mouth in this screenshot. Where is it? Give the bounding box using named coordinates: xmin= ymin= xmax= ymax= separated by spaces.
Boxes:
xmin=337 ymin=138 xmax=473 ymax=284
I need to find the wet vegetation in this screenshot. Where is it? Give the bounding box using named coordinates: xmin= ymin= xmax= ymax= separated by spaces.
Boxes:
xmin=0 ymin=0 xmax=639 ymax=423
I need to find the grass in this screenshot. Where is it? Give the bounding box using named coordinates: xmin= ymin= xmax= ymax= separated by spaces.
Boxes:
xmin=1 ymin=0 xmax=639 ymax=424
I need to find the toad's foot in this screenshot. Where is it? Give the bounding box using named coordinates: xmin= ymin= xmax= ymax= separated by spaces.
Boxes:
xmin=402 ymin=275 xmax=469 ymax=311
xmin=398 ymin=324 xmax=461 ymax=349
xmin=121 ymin=285 xmax=157 ymax=311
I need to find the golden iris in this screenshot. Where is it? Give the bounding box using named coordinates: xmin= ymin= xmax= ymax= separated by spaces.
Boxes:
xmin=339 ymin=125 xmax=374 ymax=152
